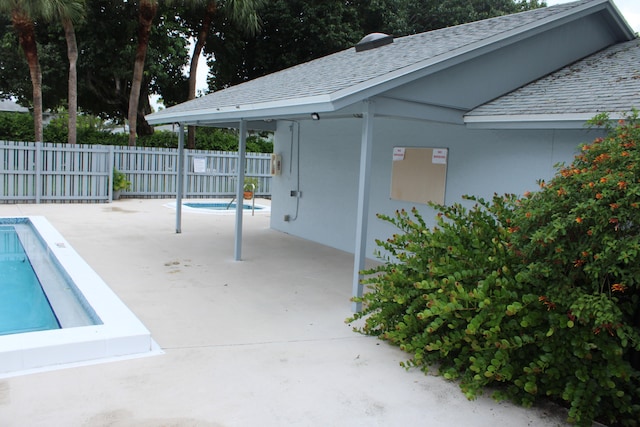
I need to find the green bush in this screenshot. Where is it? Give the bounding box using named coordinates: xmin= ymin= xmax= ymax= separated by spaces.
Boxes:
xmin=0 ymin=111 xmax=35 ymax=141
xmin=112 ymin=168 xmax=131 ymax=191
xmin=0 ymin=111 xmax=273 ymax=152
xmin=193 ymin=127 xmax=273 ymax=152
xmin=349 ymin=112 xmax=640 ymax=426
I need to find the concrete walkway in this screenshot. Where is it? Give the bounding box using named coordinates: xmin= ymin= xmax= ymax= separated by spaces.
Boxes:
xmin=0 ymin=199 xmax=570 ymax=426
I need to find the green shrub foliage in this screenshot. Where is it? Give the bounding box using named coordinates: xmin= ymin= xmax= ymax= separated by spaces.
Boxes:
xmin=0 ymin=112 xmax=34 ymax=141
xmin=349 ymin=112 xmax=640 ymax=426
xmin=0 ymin=112 xmax=273 ymax=152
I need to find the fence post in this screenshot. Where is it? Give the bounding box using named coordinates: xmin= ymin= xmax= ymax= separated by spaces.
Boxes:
xmin=108 ymin=145 xmax=114 ymax=203
xmin=35 ymin=142 xmax=41 ymax=204
xmin=183 ymin=147 xmax=189 ymax=198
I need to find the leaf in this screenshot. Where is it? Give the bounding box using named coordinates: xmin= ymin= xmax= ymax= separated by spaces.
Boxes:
xmin=524 ymin=381 xmax=538 ymax=394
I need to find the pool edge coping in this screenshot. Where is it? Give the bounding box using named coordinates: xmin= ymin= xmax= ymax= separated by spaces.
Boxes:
xmin=0 ymin=216 xmax=161 ymax=377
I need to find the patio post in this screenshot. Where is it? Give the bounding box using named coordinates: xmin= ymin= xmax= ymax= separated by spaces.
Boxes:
xmin=176 ymin=123 xmax=185 ymax=233
xmin=234 ymin=119 xmax=248 ymax=261
xmin=352 ymin=100 xmax=374 ymax=312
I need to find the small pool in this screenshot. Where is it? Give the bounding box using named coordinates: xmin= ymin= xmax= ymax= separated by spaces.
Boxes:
xmin=184 ymin=202 xmax=264 ymax=211
xmin=0 ymin=217 xmax=159 ymax=377
xmin=165 ymin=200 xmax=271 ymax=215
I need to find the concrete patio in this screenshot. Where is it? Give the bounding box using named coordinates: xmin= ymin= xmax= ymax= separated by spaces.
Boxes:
xmin=0 ymin=199 xmax=570 ymax=426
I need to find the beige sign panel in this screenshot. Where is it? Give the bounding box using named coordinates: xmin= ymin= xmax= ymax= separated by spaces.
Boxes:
xmin=390 ymin=147 xmax=448 ymax=205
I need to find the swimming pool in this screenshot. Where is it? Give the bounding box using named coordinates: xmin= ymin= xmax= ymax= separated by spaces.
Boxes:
xmin=0 ymin=216 xmax=159 ymax=377
xmin=164 ymin=199 xmax=271 ymax=215
xmin=1 ymin=222 xmax=101 ymax=336
xmin=2 ymin=225 xmax=63 ymax=335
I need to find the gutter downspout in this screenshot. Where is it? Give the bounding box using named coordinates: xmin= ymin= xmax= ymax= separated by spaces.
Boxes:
xmin=352 ymin=100 xmax=374 ymax=312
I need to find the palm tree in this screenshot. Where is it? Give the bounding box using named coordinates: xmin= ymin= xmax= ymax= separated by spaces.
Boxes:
xmin=0 ymin=0 xmax=85 ymax=144
xmin=185 ymin=0 xmax=264 ymax=148
xmin=127 ymin=0 xmax=159 ymax=147
xmin=187 ymin=0 xmax=262 ymax=100
xmin=126 ymin=0 xmax=263 ymax=147
xmin=49 ymin=0 xmax=85 ymax=145
xmin=185 ymin=0 xmax=217 ymax=149
xmin=0 ymin=0 xmax=44 ymax=142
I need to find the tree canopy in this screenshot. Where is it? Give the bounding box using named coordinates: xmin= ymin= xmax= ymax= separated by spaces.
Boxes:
xmin=207 ymin=0 xmax=545 ymax=89
xmin=0 ymin=0 xmax=546 ymax=142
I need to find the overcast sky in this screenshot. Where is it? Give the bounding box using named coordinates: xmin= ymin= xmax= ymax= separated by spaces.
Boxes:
xmin=546 ymin=0 xmax=640 ymax=31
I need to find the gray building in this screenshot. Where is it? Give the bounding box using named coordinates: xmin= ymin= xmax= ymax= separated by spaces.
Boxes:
xmin=147 ymin=0 xmax=639 ymax=307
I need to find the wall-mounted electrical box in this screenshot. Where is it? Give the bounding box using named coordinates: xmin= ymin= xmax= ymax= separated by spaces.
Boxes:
xmin=271 ymin=153 xmax=282 ymax=176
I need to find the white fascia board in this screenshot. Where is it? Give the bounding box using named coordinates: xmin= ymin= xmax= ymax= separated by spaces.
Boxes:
xmin=189 ymin=120 xmax=278 ymax=131
xmin=464 ymin=112 xmax=625 ymax=129
xmin=146 ymin=94 xmax=336 ymax=125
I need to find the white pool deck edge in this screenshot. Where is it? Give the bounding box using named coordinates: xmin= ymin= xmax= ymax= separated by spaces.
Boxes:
xmin=0 ymin=216 xmax=160 ymax=377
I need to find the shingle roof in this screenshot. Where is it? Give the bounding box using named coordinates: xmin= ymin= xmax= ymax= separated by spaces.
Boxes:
xmin=0 ymin=99 xmax=28 ymax=113
xmin=148 ymin=0 xmax=610 ymax=124
xmin=466 ymin=38 xmax=640 ymax=120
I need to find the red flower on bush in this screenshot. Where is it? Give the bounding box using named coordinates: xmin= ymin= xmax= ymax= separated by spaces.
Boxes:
xmin=612 ymin=283 xmax=626 ymax=293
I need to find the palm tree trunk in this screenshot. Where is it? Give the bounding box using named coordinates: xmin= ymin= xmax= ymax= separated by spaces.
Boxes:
xmin=187 ymin=1 xmax=217 ymax=149
xmin=12 ymin=10 xmax=43 ymax=142
xmin=128 ymin=0 xmax=157 ymax=147
xmin=63 ymin=17 xmax=78 ymax=145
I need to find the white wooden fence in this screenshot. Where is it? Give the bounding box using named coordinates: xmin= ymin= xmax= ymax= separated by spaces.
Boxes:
xmin=0 ymin=141 xmax=272 ymax=203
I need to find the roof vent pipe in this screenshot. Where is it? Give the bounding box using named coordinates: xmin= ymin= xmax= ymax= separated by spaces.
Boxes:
xmin=355 ymin=33 xmax=393 ymax=52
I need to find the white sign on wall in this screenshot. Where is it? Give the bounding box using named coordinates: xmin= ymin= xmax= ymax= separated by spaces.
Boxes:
xmin=432 ymin=148 xmax=448 ymax=164
xmin=193 ymin=157 xmax=206 ymax=173
xmin=393 ymin=147 xmax=406 ymax=161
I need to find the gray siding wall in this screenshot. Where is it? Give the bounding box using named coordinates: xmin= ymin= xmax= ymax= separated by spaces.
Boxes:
xmin=270 ymin=117 xmax=595 ymax=258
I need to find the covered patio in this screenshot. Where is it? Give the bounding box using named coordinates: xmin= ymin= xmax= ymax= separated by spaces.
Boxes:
xmin=0 ymin=199 xmax=570 ymax=426
xmin=148 ymin=0 xmax=637 ymax=313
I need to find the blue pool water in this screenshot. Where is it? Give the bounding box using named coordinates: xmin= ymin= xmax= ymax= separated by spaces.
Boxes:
xmin=0 ymin=217 xmax=155 ymax=376
xmin=0 ymin=226 xmax=60 ymax=335
xmin=184 ymin=202 xmax=263 ymax=211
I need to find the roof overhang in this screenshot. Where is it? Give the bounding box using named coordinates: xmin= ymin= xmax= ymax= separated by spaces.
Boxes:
xmin=464 ymin=112 xmax=627 ymax=129
xmin=147 ymin=94 xmax=337 ymax=127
